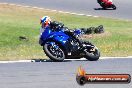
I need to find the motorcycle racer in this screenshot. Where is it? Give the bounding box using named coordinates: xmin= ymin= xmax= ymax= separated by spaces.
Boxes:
xmin=39 ymin=16 xmax=100 ymax=61
xmin=39 ymin=16 xmax=70 ymax=44
xmin=97 ymin=0 xmax=116 ymax=10
xmin=97 ymin=0 xmax=113 ymax=4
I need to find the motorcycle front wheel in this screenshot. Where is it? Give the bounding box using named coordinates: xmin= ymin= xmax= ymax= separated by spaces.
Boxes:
xmin=111 ymin=4 xmax=116 ymax=10
xmin=43 ymin=42 xmax=65 ymax=62
xmin=85 ymin=48 xmax=100 ymax=61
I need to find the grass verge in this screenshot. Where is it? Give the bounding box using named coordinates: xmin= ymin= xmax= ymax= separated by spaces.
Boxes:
xmin=0 ymin=4 xmax=132 ymax=60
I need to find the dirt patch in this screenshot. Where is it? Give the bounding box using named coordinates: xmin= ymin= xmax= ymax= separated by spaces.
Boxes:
xmin=82 ymin=31 xmax=111 ymax=39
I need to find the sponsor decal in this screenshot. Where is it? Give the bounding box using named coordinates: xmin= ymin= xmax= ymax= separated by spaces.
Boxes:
xmin=76 ymin=66 xmax=131 ymax=85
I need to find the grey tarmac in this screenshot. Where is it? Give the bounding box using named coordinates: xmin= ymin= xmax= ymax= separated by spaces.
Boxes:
xmin=0 ymin=58 xmax=132 ymax=88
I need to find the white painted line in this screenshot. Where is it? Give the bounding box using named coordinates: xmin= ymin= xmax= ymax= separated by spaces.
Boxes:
xmin=93 ymin=16 xmax=99 ymax=18
xmin=86 ymin=14 xmax=92 ymax=17
xmin=65 ymin=58 xmax=87 ymax=61
xmin=0 ymin=56 xmax=132 ymax=63
xmin=0 ymin=60 xmax=31 ymax=63
xmin=0 ymin=3 xmax=100 ymax=18
xmin=100 ymin=56 xmax=132 ymax=59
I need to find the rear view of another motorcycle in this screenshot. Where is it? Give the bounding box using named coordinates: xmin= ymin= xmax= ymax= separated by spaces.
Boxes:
xmin=97 ymin=0 xmax=116 ymax=10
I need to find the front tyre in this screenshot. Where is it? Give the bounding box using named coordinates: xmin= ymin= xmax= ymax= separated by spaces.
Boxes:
xmin=111 ymin=4 xmax=116 ymax=10
xmin=43 ymin=42 xmax=65 ymax=62
xmin=85 ymin=48 xmax=100 ymax=61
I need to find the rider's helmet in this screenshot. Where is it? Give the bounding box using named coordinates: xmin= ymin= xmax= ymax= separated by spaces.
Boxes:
xmin=40 ymin=16 xmax=51 ymax=28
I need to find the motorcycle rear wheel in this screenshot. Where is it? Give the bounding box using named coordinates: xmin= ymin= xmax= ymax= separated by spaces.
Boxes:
xmin=43 ymin=42 xmax=65 ymax=62
xmin=85 ymin=48 xmax=100 ymax=61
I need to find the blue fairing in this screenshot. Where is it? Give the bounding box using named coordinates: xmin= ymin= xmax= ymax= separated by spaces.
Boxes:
xmin=40 ymin=26 xmax=69 ymax=45
xmin=51 ymin=32 xmax=69 ymax=45
xmin=41 ymin=27 xmax=52 ymax=40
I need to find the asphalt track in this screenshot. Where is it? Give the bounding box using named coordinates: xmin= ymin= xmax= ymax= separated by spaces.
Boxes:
xmin=0 ymin=0 xmax=132 ymax=20
xmin=0 ymin=0 xmax=132 ymax=88
xmin=0 ymin=58 xmax=132 ymax=88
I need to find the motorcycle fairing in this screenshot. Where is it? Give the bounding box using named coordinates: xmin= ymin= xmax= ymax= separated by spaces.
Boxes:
xmin=40 ymin=27 xmax=69 ymax=44
xmin=51 ymin=31 xmax=69 ymax=45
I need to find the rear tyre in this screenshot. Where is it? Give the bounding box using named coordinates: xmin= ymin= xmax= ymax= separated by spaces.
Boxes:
xmin=85 ymin=48 xmax=100 ymax=61
xmin=43 ymin=42 xmax=65 ymax=62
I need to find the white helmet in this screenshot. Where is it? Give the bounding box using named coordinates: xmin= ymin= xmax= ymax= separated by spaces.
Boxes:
xmin=40 ymin=16 xmax=51 ymax=27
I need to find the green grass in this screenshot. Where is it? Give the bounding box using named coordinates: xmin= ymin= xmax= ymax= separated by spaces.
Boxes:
xmin=0 ymin=4 xmax=132 ymax=60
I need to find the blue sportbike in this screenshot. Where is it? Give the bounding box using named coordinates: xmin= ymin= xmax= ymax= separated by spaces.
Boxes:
xmin=39 ymin=21 xmax=100 ymax=62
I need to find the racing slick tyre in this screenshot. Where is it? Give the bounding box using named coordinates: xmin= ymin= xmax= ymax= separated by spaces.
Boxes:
xmin=85 ymin=48 xmax=100 ymax=61
xmin=111 ymin=4 xmax=116 ymax=10
xmin=43 ymin=42 xmax=65 ymax=62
